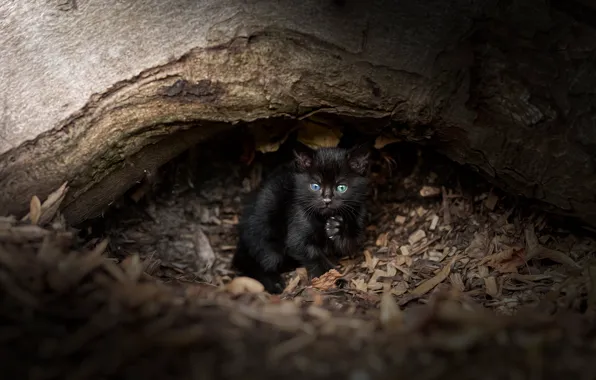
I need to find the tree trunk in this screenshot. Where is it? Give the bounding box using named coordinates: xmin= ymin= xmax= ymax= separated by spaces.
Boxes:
xmin=1 ymin=0 xmax=595 ymax=227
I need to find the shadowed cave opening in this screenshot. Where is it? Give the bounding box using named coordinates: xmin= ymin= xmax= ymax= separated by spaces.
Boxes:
xmin=77 ymin=120 xmax=594 ymax=315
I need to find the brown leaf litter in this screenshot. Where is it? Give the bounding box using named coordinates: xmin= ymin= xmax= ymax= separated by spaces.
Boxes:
xmin=23 ymin=134 xmax=596 ymax=379
xmin=2 ymin=216 xmax=596 ymax=379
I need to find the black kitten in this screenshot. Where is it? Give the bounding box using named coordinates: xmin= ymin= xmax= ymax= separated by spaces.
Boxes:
xmin=231 ymin=143 xmax=370 ymax=294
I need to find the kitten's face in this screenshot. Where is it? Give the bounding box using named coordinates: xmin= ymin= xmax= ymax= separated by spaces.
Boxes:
xmin=293 ymin=145 xmax=370 ymax=217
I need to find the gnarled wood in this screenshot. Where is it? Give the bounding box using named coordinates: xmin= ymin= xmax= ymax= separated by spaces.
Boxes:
xmin=1 ymin=0 xmax=595 ymax=227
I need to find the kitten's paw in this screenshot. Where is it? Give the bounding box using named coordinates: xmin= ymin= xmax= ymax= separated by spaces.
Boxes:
xmin=260 ymin=275 xmax=286 ymax=294
xmin=325 ymin=216 xmax=343 ymax=240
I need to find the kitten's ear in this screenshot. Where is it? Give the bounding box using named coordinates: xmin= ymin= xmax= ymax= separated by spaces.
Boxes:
xmin=293 ymin=143 xmax=315 ymax=171
xmin=347 ymin=143 xmax=372 ymax=175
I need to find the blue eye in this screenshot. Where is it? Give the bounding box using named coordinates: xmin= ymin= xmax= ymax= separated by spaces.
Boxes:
xmin=310 ymin=183 xmax=321 ymax=191
xmin=336 ymin=184 xmax=348 ymax=193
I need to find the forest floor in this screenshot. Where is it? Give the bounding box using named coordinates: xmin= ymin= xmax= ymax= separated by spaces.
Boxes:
xmin=2 ymin=133 xmax=596 ymax=379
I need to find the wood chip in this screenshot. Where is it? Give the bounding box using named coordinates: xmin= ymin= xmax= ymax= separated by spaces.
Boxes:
xmin=419 ymin=186 xmax=441 ymax=197
xmin=394 ymin=215 xmax=407 ymax=224
xmin=408 ymin=230 xmax=426 ymax=245
xmin=484 ymin=276 xmax=499 ymax=298
xmin=429 ymin=215 xmax=439 ymax=230
xmin=399 ymin=246 xmax=411 ymax=256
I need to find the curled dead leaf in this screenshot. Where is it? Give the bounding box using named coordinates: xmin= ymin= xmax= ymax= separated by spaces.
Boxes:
xmin=481 ymin=247 xmax=526 ymax=273
xmin=226 ymin=277 xmax=265 ymax=295
xmin=296 ymin=120 xmax=342 ymax=149
xmin=311 ymin=269 xmax=342 ymax=290
xmin=374 ymin=134 xmax=401 ymax=149
xmin=21 ymin=182 xmax=69 ymax=226
xmin=252 ymin=123 xmax=295 ymax=154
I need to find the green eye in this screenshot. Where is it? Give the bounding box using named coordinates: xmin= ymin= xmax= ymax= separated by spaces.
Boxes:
xmin=336 ymin=184 xmax=348 ymax=193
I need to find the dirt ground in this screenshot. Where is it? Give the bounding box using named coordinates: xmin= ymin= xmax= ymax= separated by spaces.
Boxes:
xmin=2 ymin=131 xmax=596 ymax=379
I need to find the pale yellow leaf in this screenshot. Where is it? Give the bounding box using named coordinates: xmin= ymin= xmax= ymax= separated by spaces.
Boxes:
xmin=29 ymin=196 xmax=42 ymax=225
xmin=21 ymin=182 xmax=69 ymax=226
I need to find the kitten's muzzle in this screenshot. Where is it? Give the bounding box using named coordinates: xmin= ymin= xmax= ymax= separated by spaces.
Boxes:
xmin=322 ymin=198 xmax=332 ymax=205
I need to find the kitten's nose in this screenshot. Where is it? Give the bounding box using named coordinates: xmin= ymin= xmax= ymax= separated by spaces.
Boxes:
xmin=323 ymin=198 xmax=332 ymax=205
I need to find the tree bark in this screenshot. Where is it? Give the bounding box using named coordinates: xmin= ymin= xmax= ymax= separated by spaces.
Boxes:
xmin=1 ymin=0 xmax=595 ymax=227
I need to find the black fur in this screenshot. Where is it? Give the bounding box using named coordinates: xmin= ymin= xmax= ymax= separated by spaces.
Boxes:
xmin=231 ymin=143 xmax=370 ymax=294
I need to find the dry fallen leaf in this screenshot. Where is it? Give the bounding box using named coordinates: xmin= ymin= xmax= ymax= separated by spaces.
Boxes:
xmin=283 ymin=275 xmax=301 ymax=293
xmin=374 ymin=134 xmax=401 ymax=149
xmin=391 ymin=281 xmax=409 ymax=296
xmin=375 ymin=232 xmax=389 ymax=247
xmin=411 ymin=256 xmax=458 ymax=296
xmin=481 ymin=247 xmax=526 ymax=273
xmin=225 ymin=277 xmax=265 ymax=295
xmin=524 ymin=225 xmax=580 ymax=269
xmin=449 ymin=273 xmax=465 ymax=292
xmin=253 ymin=123 xmax=295 ymax=153
xmin=21 ymin=182 xmax=69 ymax=226
xmin=311 ymin=269 xmax=342 ymax=290
xmin=464 ymin=231 xmax=490 ymax=257
xmin=29 ymin=196 xmax=42 ymax=225
xmin=363 ymin=250 xmax=377 ymax=271
xmin=193 ymin=227 xmax=215 ymax=271
xmin=351 ymin=278 xmax=368 ymax=292
xmin=296 ymin=120 xmax=342 ymax=149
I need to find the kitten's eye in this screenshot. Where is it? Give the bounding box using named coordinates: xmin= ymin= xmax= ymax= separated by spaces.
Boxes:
xmin=310 ymin=183 xmax=321 ymax=191
xmin=336 ymin=184 xmax=348 ymax=193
